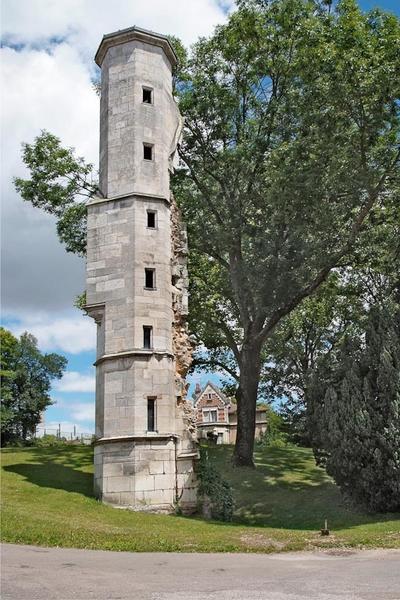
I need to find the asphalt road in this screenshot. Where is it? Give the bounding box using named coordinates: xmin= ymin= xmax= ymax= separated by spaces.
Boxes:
xmin=2 ymin=544 xmax=400 ymax=600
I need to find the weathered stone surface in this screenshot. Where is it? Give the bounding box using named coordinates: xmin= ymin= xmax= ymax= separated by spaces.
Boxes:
xmin=86 ymin=27 xmax=198 ymax=512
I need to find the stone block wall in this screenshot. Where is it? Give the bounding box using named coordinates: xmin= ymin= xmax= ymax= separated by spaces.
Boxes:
xmin=86 ymin=27 xmax=198 ymax=513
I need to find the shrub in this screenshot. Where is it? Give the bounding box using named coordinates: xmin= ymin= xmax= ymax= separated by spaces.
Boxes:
xmin=257 ymin=407 xmax=288 ymax=448
xmin=196 ymin=447 xmax=234 ymax=521
xmin=31 ymin=434 xmax=67 ymax=447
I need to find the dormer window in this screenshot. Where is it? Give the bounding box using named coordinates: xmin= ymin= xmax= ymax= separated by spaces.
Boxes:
xmin=203 ymin=409 xmax=217 ymax=423
xmin=142 ymin=87 xmax=153 ymax=104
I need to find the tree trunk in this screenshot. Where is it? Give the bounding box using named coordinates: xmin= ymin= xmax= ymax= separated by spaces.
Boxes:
xmin=233 ymin=342 xmax=262 ymax=467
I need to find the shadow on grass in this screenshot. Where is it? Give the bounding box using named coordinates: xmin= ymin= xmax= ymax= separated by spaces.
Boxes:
xmin=198 ymin=444 xmax=400 ymax=531
xmin=3 ymin=446 xmax=94 ymax=498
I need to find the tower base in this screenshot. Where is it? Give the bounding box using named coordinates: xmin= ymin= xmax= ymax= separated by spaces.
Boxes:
xmin=94 ymin=436 xmax=198 ymax=513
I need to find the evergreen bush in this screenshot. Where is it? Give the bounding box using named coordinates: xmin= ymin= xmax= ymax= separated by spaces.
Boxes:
xmin=308 ymin=306 xmax=400 ymax=512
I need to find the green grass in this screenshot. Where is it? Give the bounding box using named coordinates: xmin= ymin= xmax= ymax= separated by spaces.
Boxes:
xmin=1 ymin=444 xmax=399 ymax=553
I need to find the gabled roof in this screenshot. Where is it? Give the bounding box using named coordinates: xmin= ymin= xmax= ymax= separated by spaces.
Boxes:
xmin=193 ymin=381 xmax=231 ymax=407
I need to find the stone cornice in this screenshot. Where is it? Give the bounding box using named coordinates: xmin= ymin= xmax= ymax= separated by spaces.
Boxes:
xmin=95 ymin=26 xmax=177 ymax=68
xmin=94 ymin=348 xmax=174 ymax=366
xmin=87 ymin=192 xmax=170 ymax=208
xmin=95 ymin=433 xmax=179 ymax=445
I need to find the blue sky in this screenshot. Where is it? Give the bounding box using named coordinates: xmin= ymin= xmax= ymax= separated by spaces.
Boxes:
xmin=1 ymin=0 xmax=398 ymax=435
xmin=360 ymin=0 xmax=399 ymax=11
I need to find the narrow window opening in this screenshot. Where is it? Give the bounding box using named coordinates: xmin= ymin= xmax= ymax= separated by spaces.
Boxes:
xmin=143 ymin=326 xmax=152 ymax=349
xmin=147 ymin=397 xmax=156 ymax=432
xmin=143 ymin=87 xmax=153 ymax=104
xmin=147 ymin=210 xmax=156 ymax=229
xmin=143 ymin=143 xmax=153 ymax=161
xmin=145 ymin=268 xmax=155 ymax=289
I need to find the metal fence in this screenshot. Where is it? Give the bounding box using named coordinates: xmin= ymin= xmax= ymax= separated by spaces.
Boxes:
xmin=34 ymin=426 xmax=94 ymax=445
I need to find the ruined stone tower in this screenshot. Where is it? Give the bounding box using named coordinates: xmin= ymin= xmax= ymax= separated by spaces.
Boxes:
xmin=85 ymin=26 xmax=197 ymax=511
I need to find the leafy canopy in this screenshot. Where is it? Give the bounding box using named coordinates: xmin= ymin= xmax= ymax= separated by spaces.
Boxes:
xmin=14 ymin=131 xmax=97 ymax=256
xmin=0 ymin=327 xmax=67 ymax=443
xmin=175 ymin=0 xmax=400 ymax=356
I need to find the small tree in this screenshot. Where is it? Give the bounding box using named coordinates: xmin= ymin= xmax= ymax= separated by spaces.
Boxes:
xmin=308 ymin=303 xmax=400 ymax=512
xmin=0 ymin=328 xmax=67 ymax=444
xmin=261 ymin=275 xmax=364 ymax=443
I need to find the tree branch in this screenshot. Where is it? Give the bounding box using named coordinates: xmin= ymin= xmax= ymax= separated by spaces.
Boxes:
xmin=256 ymin=149 xmax=400 ymax=344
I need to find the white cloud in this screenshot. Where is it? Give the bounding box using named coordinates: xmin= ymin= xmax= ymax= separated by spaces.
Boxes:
xmin=8 ymin=311 xmax=96 ymax=354
xmin=1 ymin=0 xmax=231 ymax=50
xmin=54 ymin=371 xmax=95 ymax=393
xmin=1 ymin=1 xmax=230 ymax=323
xmin=69 ymin=402 xmax=95 ymax=423
xmin=1 ymin=43 xmax=98 ymax=316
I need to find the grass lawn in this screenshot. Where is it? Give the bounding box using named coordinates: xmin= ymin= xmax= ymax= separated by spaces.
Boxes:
xmin=1 ymin=443 xmax=399 ymax=553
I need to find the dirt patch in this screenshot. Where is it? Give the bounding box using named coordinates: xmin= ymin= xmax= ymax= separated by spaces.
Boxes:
xmin=319 ymin=548 xmax=358 ymax=557
xmin=240 ymin=533 xmax=286 ymax=550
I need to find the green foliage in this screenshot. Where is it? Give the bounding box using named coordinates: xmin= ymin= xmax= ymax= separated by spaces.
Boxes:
xmin=173 ymin=0 xmax=400 ymax=464
xmin=308 ymin=303 xmax=400 ymax=512
xmin=14 ymin=131 xmax=97 ymax=256
xmin=167 ymin=35 xmax=188 ymax=94
xmin=257 ymin=406 xmax=288 ymax=448
xmin=74 ymin=290 xmax=87 ymax=310
xmin=31 ymin=434 xmax=69 ymax=448
xmin=261 ymin=273 xmax=366 ymax=443
xmin=196 ymin=446 xmax=234 ymax=521
xmin=0 ymin=328 xmax=67 ymax=444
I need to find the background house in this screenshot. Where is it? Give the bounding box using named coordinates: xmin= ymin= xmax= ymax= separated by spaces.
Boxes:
xmin=193 ymin=382 xmax=268 ymax=444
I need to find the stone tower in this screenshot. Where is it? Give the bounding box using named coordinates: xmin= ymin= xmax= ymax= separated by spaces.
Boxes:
xmin=85 ymin=26 xmax=197 ymax=511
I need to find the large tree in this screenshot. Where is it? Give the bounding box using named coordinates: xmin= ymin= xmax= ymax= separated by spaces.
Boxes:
xmin=0 ymin=328 xmax=67 ymax=444
xmin=14 ymin=1 xmax=400 ymax=466
xmin=175 ymin=0 xmax=400 ymax=464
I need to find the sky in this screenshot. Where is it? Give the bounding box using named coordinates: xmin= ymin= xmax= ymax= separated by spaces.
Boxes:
xmin=1 ymin=0 xmax=398 ymax=436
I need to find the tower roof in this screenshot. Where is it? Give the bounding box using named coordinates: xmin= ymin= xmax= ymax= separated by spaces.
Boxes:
xmin=95 ymin=25 xmax=178 ymax=68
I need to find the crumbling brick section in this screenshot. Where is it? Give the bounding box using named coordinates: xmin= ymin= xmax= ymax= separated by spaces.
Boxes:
xmin=170 ymin=195 xmax=197 ymax=437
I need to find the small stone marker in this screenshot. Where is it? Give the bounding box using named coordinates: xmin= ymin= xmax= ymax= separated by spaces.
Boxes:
xmin=321 ymin=519 xmax=330 ymax=536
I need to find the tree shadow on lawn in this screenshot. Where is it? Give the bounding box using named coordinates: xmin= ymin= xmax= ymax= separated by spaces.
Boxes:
xmin=2 ymin=446 xmax=94 ymax=498
xmin=201 ymin=444 xmax=400 ymax=531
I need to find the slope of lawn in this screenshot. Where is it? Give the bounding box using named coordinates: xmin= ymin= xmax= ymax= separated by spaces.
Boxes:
xmin=1 ymin=443 xmax=399 ymax=553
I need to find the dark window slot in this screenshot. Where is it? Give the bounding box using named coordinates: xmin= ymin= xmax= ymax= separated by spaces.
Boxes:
xmin=147 ymin=210 xmax=156 ymax=229
xmin=147 ymin=398 xmax=156 ymax=432
xmin=143 ymin=326 xmax=152 ymax=349
xmin=143 ymin=143 xmax=153 ymax=160
xmin=143 ymin=88 xmax=153 ymax=104
xmin=145 ymin=268 xmax=155 ymax=289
